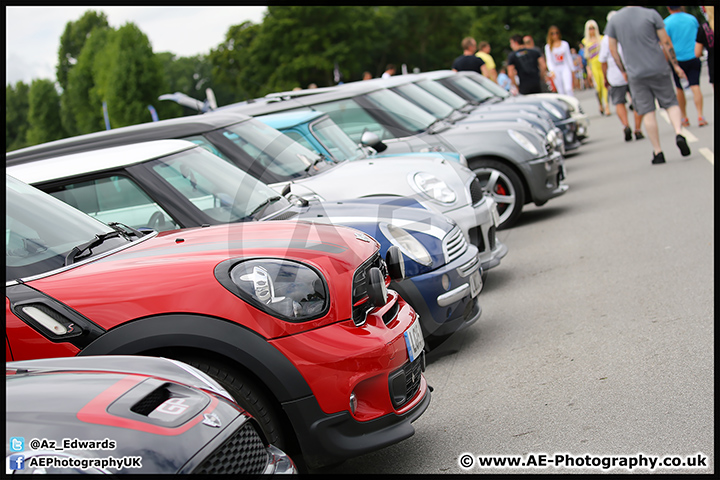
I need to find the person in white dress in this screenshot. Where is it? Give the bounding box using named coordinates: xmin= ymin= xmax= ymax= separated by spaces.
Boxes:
xmin=544 ymin=26 xmax=575 ymax=96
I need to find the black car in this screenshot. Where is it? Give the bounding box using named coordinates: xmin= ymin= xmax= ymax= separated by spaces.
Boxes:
xmin=5 ymin=356 xmax=297 ymax=474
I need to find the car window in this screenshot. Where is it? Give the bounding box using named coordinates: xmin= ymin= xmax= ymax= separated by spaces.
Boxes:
xmin=391 ymin=83 xmax=455 ymax=120
xmin=182 ymin=135 xmax=234 ymax=163
xmin=443 ymin=76 xmax=495 ymax=103
xmin=308 ymin=99 xmax=393 ymax=143
xmin=220 ymin=119 xmax=322 ymax=179
xmin=282 ymin=130 xmax=316 ymax=152
xmin=310 ymin=117 xmax=365 ymax=162
xmin=46 ymin=176 xmax=180 ymax=232
xmin=415 ymin=79 xmax=468 ymax=110
xmin=149 ymin=147 xmax=286 ymax=223
xmin=363 ymin=89 xmax=437 ymax=133
xmin=6 ymin=175 xmax=127 ymax=281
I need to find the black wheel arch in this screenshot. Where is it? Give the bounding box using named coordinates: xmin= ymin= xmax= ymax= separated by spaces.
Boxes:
xmin=78 ymin=313 xmax=314 ymax=403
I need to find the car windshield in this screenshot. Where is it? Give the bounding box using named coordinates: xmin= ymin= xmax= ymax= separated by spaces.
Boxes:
xmin=391 ymin=83 xmax=456 ymax=120
xmin=221 ymin=119 xmax=324 ymax=178
xmin=148 ymin=147 xmax=289 ymax=223
xmin=310 ymin=117 xmax=366 ymax=162
xmin=468 ymin=73 xmax=511 ymax=99
xmin=6 ymin=175 xmax=129 ymax=282
xmin=444 ymin=76 xmax=496 ymax=103
xmin=363 ymin=89 xmax=438 ymax=133
xmin=414 ymin=79 xmax=469 ymax=110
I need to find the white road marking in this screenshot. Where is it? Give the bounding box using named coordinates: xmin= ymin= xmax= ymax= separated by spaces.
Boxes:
xmin=658 ymin=110 xmax=697 ymax=140
xmin=699 ymin=148 xmax=714 ymax=165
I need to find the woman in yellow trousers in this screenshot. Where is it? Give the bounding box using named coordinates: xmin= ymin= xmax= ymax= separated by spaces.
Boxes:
xmin=583 ymin=19 xmax=610 ymax=116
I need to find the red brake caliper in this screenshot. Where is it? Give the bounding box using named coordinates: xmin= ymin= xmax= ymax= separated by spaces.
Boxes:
xmin=496 ymin=183 xmax=507 ymax=213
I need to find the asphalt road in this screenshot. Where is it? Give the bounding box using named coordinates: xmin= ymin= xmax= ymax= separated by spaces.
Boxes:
xmin=320 ymin=75 xmax=714 ymax=474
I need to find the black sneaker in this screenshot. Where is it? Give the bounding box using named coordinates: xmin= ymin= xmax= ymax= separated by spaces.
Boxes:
xmin=624 ymin=126 xmax=632 ymax=141
xmin=634 ymin=131 xmax=644 ymax=140
xmin=676 ymin=134 xmax=691 ymax=156
xmin=651 ymin=152 xmax=666 ymax=164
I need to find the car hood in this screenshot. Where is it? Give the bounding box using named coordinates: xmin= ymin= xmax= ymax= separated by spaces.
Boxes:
xmin=25 ymin=221 xmax=378 ymax=339
xmin=269 ymin=155 xmax=476 ymax=214
xmin=6 ymin=356 xmax=250 ymax=474
xmin=433 ymin=120 xmax=546 ymax=161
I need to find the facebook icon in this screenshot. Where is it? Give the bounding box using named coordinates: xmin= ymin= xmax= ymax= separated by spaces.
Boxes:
xmin=9 ymin=454 xmax=25 ymax=470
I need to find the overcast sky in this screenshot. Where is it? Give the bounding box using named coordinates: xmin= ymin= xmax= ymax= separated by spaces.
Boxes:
xmin=5 ymin=6 xmax=268 ymax=86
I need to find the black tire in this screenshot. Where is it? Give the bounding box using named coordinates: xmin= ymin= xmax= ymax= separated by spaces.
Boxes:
xmin=470 ymin=159 xmax=525 ymax=230
xmin=178 ymin=357 xmax=287 ymax=450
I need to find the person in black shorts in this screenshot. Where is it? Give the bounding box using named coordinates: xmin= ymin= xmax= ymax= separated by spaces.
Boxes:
xmin=452 ymin=37 xmax=489 ymax=77
xmin=696 ymin=19 xmax=714 ymax=91
xmin=506 ymin=34 xmax=546 ymax=95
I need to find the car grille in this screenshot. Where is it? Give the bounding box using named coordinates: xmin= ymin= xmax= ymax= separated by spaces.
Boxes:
xmin=352 ymin=252 xmax=388 ymax=326
xmin=469 ymin=177 xmax=485 ymax=205
xmin=388 ymin=354 xmax=424 ymax=409
xmin=457 ymin=254 xmax=480 ymax=277
xmin=443 ymin=226 xmax=468 ymax=264
xmin=192 ymin=421 xmax=269 ymax=475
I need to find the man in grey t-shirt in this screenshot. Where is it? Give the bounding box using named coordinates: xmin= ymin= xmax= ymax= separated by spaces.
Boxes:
xmin=606 ymin=6 xmax=690 ymax=164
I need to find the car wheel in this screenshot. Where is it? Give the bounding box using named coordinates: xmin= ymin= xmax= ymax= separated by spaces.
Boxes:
xmin=470 ymin=159 xmax=525 ymax=230
xmin=180 ymin=357 xmax=287 ymax=450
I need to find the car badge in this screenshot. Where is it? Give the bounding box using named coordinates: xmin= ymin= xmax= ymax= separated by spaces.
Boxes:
xmin=355 ymin=232 xmax=371 ymax=243
xmin=202 ymin=413 xmax=222 ymax=428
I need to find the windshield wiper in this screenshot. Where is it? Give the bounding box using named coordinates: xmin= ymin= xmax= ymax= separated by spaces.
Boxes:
xmin=304 ymin=154 xmax=328 ymax=173
xmin=249 ymin=196 xmax=282 ymax=218
xmin=64 ymin=231 xmax=122 ymax=266
xmin=108 ymin=222 xmax=145 ymax=239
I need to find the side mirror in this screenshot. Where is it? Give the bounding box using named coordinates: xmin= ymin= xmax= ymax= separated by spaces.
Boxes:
xmin=367 ymin=267 xmax=388 ymax=307
xmin=360 ymin=130 xmax=387 ymax=153
xmin=385 ymin=246 xmax=405 ymax=281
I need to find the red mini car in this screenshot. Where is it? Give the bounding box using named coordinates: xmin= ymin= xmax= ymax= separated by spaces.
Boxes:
xmin=5 ymin=174 xmax=430 ymax=471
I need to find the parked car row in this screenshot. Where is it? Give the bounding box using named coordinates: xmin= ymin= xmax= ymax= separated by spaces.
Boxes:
xmin=6 ymin=69 xmax=588 ymax=473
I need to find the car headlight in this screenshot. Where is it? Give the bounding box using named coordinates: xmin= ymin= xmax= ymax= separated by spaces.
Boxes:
xmin=380 ymin=223 xmax=432 ymax=266
xmin=541 ymin=100 xmax=564 ymax=119
xmin=508 ymin=129 xmax=539 ymax=156
xmin=411 ymin=172 xmax=457 ymax=204
xmin=229 ymin=259 xmax=328 ymax=321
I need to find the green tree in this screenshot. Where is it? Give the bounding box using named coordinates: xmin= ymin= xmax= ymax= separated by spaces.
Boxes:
xmin=378 ymin=6 xmax=474 ymax=73
xmin=63 ymin=27 xmax=112 ymax=134
xmin=95 ymin=23 xmax=164 ymax=128
xmin=247 ymin=6 xmax=388 ymax=94
xmin=25 ymin=79 xmax=65 ymax=146
xmin=207 ymin=21 xmax=263 ymax=104
xmin=57 ymin=10 xmax=109 ymax=93
xmin=6 ymin=82 xmax=31 ymax=152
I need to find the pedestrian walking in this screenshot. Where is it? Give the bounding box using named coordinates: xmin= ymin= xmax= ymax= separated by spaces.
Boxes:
xmin=606 ymin=6 xmax=691 ymax=164
xmin=695 ymin=7 xmax=714 ymax=90
xmin=664 ymin=6 xmax=707 ymax=127
xmin=583 ymin=19 xmax=611 ymax=115
xmin=475 ymin=41 xmax=498 ymax=82
xmin=507 ymin=34 xmax=546 ymax=95
xmin=571 ymin=48 xmax=584 ymax=91
xmin=599 ymin=10 xmax=644 ymax=142
xmin=544 ymin=26 xmax=575 ymax=96
xmin=452 ymin=37 xmax=489 ymax=77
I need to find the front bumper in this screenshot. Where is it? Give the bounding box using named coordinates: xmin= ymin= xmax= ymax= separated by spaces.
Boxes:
xmin=440 ymin=197 xmax=507 ymax=271
xmin=391 ymin=246 xmax=484 ymax=340
xmin=525 ymin=150 xmax=569 ymax=206
xmin=281 ymin=362 xmax=431 ymax=470
xmin=553 ymin=117 xmax=582 ymax=152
